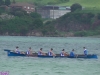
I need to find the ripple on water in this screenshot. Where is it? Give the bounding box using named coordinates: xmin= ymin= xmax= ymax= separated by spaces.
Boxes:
xmin=0 ymin=36 xmax=100 ymax=75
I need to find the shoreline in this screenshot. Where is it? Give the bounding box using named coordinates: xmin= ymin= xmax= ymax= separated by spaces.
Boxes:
xmin=0 ymin=35 xmax=100 ymax=38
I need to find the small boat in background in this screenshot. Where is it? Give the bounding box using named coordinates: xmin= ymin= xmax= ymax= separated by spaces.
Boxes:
xmin=4 ymin=49 xmax=98 ymax=59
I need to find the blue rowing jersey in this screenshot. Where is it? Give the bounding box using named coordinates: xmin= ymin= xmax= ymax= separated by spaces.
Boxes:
xmin=16 ymin=51 xmax=20 ymax=54
xmin=60 ymin=52 xmax=64 ymax=56
xmin=70 ymin=51 xmax=74 ymax=57
xmin=48 ymin=52 xmax=52 ymax=56
xmin=84 ymin=49 xmax=88 ymax=55
xmin=38 ymin=51 xmax=42 ymax=55
xmin=15 ymin=49 xmax=20 ymax=54
xmin=27 ymin=51 xmax=29 ymax=54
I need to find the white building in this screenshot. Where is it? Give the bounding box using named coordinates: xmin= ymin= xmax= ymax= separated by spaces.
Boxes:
xmin=37 ymin=5 xmax=71 ymax=19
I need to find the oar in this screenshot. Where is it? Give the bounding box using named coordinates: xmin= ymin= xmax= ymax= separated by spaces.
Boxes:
xmin=75 ymin=54 xmax=78 ymax=58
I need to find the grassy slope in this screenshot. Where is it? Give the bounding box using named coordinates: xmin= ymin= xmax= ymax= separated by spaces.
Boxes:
xmin=11 ymin=0 xmax=59 ymax=5
xmin=58 ymin=0 xmax=100 ymax=8
xmin=10 ymin=0 xmax=100 ymax=36
xmin=14 ymin=0 xmax=55 ymax=2
xmin=12 ymin=0 xmax=100 ymax=8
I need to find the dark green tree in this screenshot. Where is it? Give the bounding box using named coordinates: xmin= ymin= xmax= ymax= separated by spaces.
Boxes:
xmin=97 ymin=13 xmax=100 ymax=20
xmin=12 ymin=0 xmax=16 ymax=4
xmin=14 ymin=11 xmax=24 ymax=17
xmin=32 ymin=18 xmax=43 ymax=29
xmin=0 ymin=0 xmax=4 ymax=6
xmin=71 ymin=3 xmax=82 ymax=12
xmin=87 ymin=13 xmax=95 ymax=18
xmin=10 ymin=7 xmax=28 ymax=16
xmin=30 ymin=12 xmax=41 ymax=18
xmin=5 ymin=0 xmax=11 ymax=6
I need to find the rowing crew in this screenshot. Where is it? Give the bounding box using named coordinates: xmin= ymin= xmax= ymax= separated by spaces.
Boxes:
xmin=38 ymin=48 xmax=56 ymax=56
xmin=14 ymin=46 xmax=88 ymax=57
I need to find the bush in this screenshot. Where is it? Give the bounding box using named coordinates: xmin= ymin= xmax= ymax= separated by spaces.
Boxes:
xmin=30 ymin=12 xmax=41 ymax=18
xmin=74 ymin=31 xmax=87 ymax=36
xmin=71 ymin=3 xmax=82 ymax=12
xmin=97 ymin=13 xmax=100 ymax=19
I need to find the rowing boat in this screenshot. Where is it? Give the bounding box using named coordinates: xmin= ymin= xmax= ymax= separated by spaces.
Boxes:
xmin=4 ymin=49 xmax=98 ymax=59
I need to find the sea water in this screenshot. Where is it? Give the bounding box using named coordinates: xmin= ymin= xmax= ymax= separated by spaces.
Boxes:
xmin=0 ymin=36 xmax=100 ymax=75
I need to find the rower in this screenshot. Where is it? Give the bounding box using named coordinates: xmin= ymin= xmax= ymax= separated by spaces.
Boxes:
xmin=60 ymin=49 xmax=68 ymax=56
xmin=70 ymin=49 xmax=75 ymax=57
xmin=48 ymin=48 xmax=56 ymax=56
xmin=83 ymin=47 xmax=88 ymax=55
xmin=15 ymin=46 xmax=20 ymax=54
xmin=38 ymin=48 xmax=46 ymax=55
xmin=26 ymin=47 xmax=33 ymax=55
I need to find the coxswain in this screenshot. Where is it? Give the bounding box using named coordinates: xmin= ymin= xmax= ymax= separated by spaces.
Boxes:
xmin=83 ymin=47 xmax=88 ymax=55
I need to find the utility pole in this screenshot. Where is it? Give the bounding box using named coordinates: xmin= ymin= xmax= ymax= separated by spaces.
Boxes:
xmin=53 ymin=5 xmax=54 ymax=19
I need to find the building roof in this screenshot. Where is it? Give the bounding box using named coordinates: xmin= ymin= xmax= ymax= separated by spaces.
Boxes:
xmin=10 ymin=2 xmax=34 ymax=7
xmin=38 ymin=5 xmax=70 ymax=10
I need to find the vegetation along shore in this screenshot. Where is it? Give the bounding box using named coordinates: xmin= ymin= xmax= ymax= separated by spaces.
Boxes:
xmin=0 ymin=0 xmax=100 ymax=37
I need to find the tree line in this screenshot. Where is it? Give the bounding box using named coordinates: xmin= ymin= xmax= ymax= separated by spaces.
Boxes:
xmin=0 ymin=3 xmax=100 ymax=36
xmin=51 ymin=3 xmax=100 ymax=36
xmin=0 ymin=7 xmax=56 ymax=36
xmin=0 ymin=0 xmax=57 ymax=36
xmin=0 ymin=0 xmax=11 ymax=6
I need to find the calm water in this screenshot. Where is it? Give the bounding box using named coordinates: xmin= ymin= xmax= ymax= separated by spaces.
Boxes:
xmin=0 ymin=36 xmax=100 ymax=75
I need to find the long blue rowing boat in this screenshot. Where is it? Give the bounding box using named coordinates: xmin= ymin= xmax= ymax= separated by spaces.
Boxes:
xmin=4 ymin=49 xmax=98 ymax=59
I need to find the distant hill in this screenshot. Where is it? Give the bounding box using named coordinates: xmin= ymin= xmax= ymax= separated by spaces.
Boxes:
xmin=59 ymin=0 xmax=100 ymax=8
xmin=13 ymin=0 xmax=100 ymax=8
xmin=12 ymin=0 xmax=68 ymax=6
xmin=50 ymin=12 xmax=100 ymax=36
xmin=8 ymin=0 xmax=100 ymax=36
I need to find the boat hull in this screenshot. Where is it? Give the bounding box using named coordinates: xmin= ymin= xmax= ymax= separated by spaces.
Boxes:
xmin=4 ymin=49 xmax=98 ymax=59
xmin=38 ymin=55 xmax=98 ymax=59
xmin=4 ymin=49 xmax=26 ymax=56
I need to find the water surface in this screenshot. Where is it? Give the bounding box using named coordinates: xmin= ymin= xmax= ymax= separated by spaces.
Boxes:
xmin=0 ymin=36 xmax=100 ymax=75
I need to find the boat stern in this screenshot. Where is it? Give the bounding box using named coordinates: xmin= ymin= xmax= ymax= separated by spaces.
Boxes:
xmin=87 ymin=54 xmax=98 ymax=59
xmin=4 ymin=49 xmax=11 ymax=52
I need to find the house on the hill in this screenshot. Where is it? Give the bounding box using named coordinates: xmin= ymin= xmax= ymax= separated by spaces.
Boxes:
xmin=37 ymin=5 xmax=71 ymax=19
xmin=10 ymin=3 xmax=35 ymax=13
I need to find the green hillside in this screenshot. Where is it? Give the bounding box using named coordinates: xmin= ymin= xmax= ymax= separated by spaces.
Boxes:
xmin=11 ymin=0 xmax=67 ymax=6
xmin=12 ymin=0 xmax=100 ymax=8
xmin=59 ymin=0 xmax=100 ymax=8
xmin=13 ymin=0 xmax=57 ymax=3
xmin=0 ymin=0 xmax=99 ymax=36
